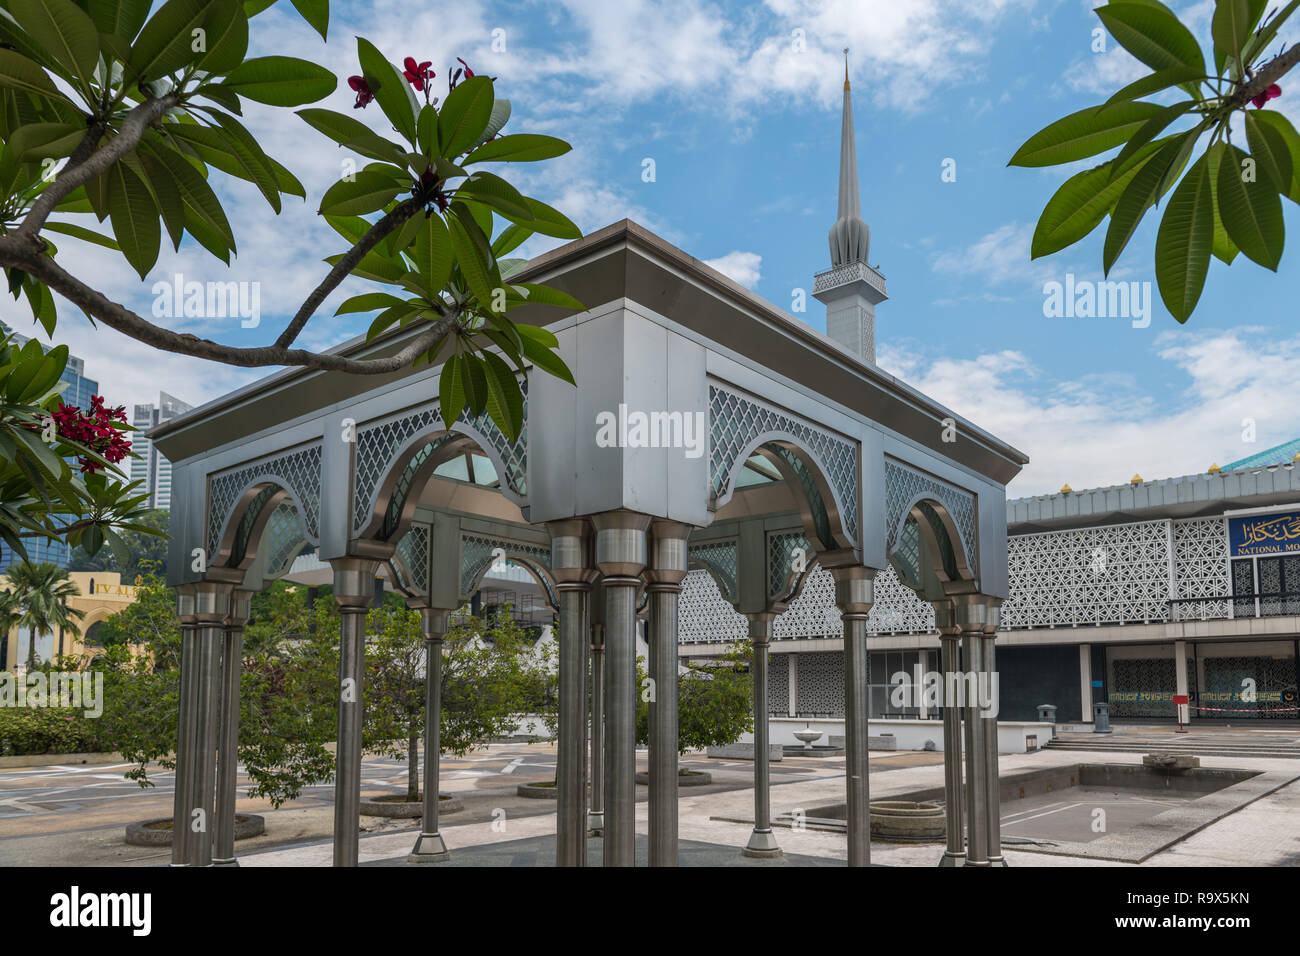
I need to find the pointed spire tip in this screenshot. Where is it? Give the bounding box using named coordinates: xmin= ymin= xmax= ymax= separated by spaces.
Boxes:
xmin=843 ymin=47 xmax=850 ymax=91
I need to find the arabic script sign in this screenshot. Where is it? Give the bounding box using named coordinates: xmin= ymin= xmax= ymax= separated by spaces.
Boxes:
xmin=1228 ymin=511 xmax=1300 ymax=557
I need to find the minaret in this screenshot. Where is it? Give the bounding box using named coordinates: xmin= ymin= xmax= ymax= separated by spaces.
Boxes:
xmin=813 ymin=51 xmax=887 ymax=364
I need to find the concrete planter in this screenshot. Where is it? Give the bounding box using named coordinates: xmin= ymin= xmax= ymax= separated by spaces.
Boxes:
xmin=125 ymin=814 xmax=264 ymax=847
xmin=869 ymin=801 xmax=945 ymax=842
xmin=634 ymin=769 xmax=712 ymax=786
xmin=359 ymin=793 xmax=463 ymax=817
xmin=516 ymin=781 xmax=558 ymax=799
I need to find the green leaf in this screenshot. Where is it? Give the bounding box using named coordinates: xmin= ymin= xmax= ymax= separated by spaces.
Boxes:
xmin=1217 ymin=143 xmax=1284 ymax=269
xmin=1245 ymin=110 xmax=1293 ymax=194
xmin=491 ymin=222 xmax=532 ymax=257
xmin=1155 ymin=152 xmax=1213 ymax=322
xmin=1104 ymin=136 xmax=1184 ymax=273
xmin=439 ymin=353 xmax=465 ymax=426
xmin=167 ymin=118 xmax=282 ymax=212
xmin=289 ymin=0 xmax=328 ymax=39
xmin=127 ymin=0 xmax=210 ymax=82
xmin=448 ymin=201 xmax=496 ymax=304
xmin=336 ymin=291 xmax=407 ymax=315
xmin=438 ymin=75 xmax=495 ymax=159
xmin=1205 ymin=141 xmax=1238 ymax=264
xmin=0 ymin=49 xmax=61 ymax=97
xmin=365 ymin=303 xmax=417 ymax=341
xmin=357 ymin=37 xmax=416 ymax=146
xmin=1105 ymin=66 xmax=1205 ymax=105
xmin=481 ymin=350 xmax=523 ymax=440
xmin=510 ymin=282 xmax=584 ymax=312
xmin=463 ymin=134 xmax=571 ymax=165
xmin=11 ymin=0 xmax=100 ymax=92
xmin=1108 ymin=100 xmax=1196 ymax=182
xmin=6 ymin=121 xmax=85 ymax=161
xmin=318 ymin=170 xmax=405 ymax=216
xmin=461 ymin=351 xmax=488 ymax=416
xmin=84 ymin=0 xmax=151 ymax=42
xmin=324 ymin=249 xmax=405 ymax=284
xmin=1010 ymin=101 xmax=1165 ymax=168
xmin=518 ymin=331 xmax=575 ymax=386
xmin=1252 ymin=110 xmax=1300 ymax=203
xmin=520 ymin=197 xmax=581 ymax=239
xmin=416 ymin=103 xmax=438 ymax=159
xmin=456 ymin=171 xmax=533 ymax=220
xmin=222 ymin=56 xmax=335 ymax=106
xmin=152 ymin=144 xmax=237 ymax=257
xmin=295 ymin=107 xmax=406 ymax=163
xmin=193 ymin=0 xmax=248 ymax=74
xmin=1211 ymin=0 xmax=1260 ymax=74
xmin=1095 ymin=2 xmax=1206 ymax=74
xmin=412 ymin=212 xmax=453 ymax=294
xmin=43 ymin=219 xmax=120 ymax=250
xmin=1241 ymin=0 xmax=1299 ymax=65
xmin=106 ymin=160 xmax=160 ymax=278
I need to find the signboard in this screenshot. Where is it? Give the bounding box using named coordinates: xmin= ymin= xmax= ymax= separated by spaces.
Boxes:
xmin=1229 ymin=510 xmax=1300 ymax=557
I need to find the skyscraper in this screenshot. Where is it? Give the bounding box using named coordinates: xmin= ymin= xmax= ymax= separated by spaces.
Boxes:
xmin=131 ymin=392 xmax=193 ymax=510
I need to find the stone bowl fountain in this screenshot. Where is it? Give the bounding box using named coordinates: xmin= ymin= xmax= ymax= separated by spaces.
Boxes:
xmin=869 ymin=801 xmax=946 ymax=842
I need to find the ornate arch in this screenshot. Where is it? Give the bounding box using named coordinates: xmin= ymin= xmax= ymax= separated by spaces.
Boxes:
xmin=766 ymin=529 xmax=817 ymax=607
xmin=458 ymin=532 xmax=557 ymax=613
xmin=884 ymin=458 xmax=977 ymax=581
xmin=206 ymin=442 xmax=322 ymax=565
xmin=687 ymin=538 xmax=739 ymax=605
xmin=708 ymin=384 xmax=860 ymax=550
xmin=387 ymin=523 xmax=431 ymax=603
xmin=351 ymin=397 xmax=529 ymax=541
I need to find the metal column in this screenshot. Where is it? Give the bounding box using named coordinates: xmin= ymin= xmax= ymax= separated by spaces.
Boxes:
xmin=956 ymin=594 xmax=990 ymax=866
xmin=409 ymin=608 xmax=451 ymax=863
xmin=934 ymin=601 xmax=965 ymax=866
xmin=983 ymin=603 xmax=1006 ymax=866
xmin=647 ymin=520 xmax=690 ymax=867
xmin=213 ymin=589 xmax=250 ymax=867
xmin=742 ymin=614 xmax=781 ymax=858
xmin=833 ymin=567 xmax=874 ymax=868
xmin=331 ymin=558 xmax=380 ymax=867
xmin=188 ymin=582 xmax=229 ymax=867
xmin=589 ymin=613 xmax=605 ymax=838
xmin=170 ymin=586 xmax=197 ymax=867
xmin=592 ymin=511 xmax=650 ymax=867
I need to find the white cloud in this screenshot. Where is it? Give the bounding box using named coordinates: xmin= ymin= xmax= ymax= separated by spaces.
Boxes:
xmin=931 ymin=222 xmax=1065 ymax=289
xmin=879 ymin=328 xmax=1300 ymax=497
xmin=703 ymin=250 xmax=763 ymax=287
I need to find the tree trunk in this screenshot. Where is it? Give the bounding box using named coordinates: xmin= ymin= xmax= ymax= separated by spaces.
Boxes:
xmin=408 ymin=728 xmax=420 ymax=802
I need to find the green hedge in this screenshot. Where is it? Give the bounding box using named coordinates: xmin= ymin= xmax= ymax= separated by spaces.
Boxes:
xmin=0 ymin=707 xmax=109 ymax=756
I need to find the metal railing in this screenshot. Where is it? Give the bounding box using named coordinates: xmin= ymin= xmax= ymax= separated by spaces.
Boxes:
xmin=1168 ymin=592 xmax=1300 ymax=622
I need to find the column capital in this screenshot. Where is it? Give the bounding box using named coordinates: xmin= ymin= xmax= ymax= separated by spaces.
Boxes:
xmin=224 ymin=588 xmax=255 ymax=628
xmin=591 ymin=510 xmax=650 ymax=579
xmin=420 ymin=607 xmax=450 ymax=641
xmin=746 ymin=612 xmax=775 ymax=645
xmin=645 ymin=519 xmax=693 ymax=586
xmin=175 ymin=582 xmax=198 ymax=625
xmin=830 ymin=565 xmax=875 ymax=617
xmin=192 ymin=579 xmax=234 ymax=625
xmin=931 ymin=599 xmax=961 ymax=636
xmin=547 ymin=519 xmax=599 ymax=587
xmin=952 ymin=593 xmax=999 ymax=633
xmin=330 ymin=556 xmax=382 ymax=610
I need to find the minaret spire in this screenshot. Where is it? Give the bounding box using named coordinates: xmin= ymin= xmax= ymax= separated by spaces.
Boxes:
xmin=813 ymin=49 xmax=887 ymax=364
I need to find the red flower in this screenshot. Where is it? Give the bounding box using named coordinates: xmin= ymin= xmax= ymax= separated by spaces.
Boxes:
xmin=457 ymin=57 xmax=475 ymax=79
xmin=348 ymin=75 xmax=374 ymax=109
xmin=1252 ymin=83 xmax=1282 ymax=108
xmin=403 ymin=56 xmax=434 ymax=88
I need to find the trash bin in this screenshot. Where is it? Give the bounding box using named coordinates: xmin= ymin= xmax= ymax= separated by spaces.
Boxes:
xmin=1037 ymin=704 xmax=1057 ymax=724
xmin=1093 ymin=701 xmax=1111 ymax=733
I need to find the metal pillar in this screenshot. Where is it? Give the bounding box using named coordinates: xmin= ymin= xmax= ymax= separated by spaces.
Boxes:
xmin=213 ymin=588 xmax=251 ymax=867
xmin=955 ymin=595 xmax=990 ymax=866
xmin=934 ymin=601 xmax=965 ymax=867
xmin=548 ymin=520 xmax=596 ymax=866
xmin=331 ymin=557 xmax=380 ymax=867
xmin=647 ymin=520 xmax=689 ymax=867
xmin=983 ymin=602 xmax=1006 ymax=866
xmin=189 ymin=581 xmax=230 ymax=867
xmin=170 ymin=586 xmax=197 ymax=867
xmin=409 ymin=608 xmax=451 ymax=863
xmin=591 ymin=511 xmax=650 ymax=867
xmin=589 ymin=609 xmax=605 ymax=837
xmin=742 ymin=613 xmax=782 ymax=858
xmin=833 ymin=566 xmax=875 ymax=867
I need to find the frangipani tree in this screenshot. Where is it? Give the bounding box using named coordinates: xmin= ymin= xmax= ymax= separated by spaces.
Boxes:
xmin=1011 ymin=0 xmax=1300 ymax=322
xmin=0 ymin=0 xmax=583 ymax=443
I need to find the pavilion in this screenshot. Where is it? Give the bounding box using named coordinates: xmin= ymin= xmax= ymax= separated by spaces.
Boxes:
xmin=152 ymin=66 xmax=1028 ymax=868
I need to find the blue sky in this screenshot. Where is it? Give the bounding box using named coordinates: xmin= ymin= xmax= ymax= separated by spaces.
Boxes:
xmin=7 ymin=0 xmax=1300 ymax=496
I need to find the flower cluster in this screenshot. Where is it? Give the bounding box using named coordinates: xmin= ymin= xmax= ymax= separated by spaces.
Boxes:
xmin=348 ymin=74 xmax=374 ymax=109
xmin=50 ymin=395 xmax=131 ymax=474
xmin=1251 ymin=83 xmax=1282 ymax=108
xmin=348 ymin=55 xmax=492 ymax=111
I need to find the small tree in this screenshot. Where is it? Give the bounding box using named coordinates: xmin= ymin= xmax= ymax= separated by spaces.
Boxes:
xmin=3 ymin=559 xmax=84 ymax=667
xmin=636 ymin=642 xmax=754 ymax=758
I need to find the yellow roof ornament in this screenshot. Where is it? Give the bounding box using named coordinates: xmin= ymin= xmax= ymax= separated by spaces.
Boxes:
xmin=1293 ymin=450 xmax=1300 ymax=461
xmin=1130 ymin=473 xmax=1143 ymax=485
xmin=1060 ymin=483 xmax=1072 ymax=494
xmin=1208 ymin=463 xmax=1221 ymax=474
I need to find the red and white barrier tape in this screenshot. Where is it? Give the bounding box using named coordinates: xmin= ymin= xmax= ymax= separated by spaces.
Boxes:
xmin=1189 ymin=704 xmax=1300 ymax=713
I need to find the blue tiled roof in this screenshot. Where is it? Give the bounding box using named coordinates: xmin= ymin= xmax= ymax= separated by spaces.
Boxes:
xmin=1224 ymin=437 xmax=1300 ymax=471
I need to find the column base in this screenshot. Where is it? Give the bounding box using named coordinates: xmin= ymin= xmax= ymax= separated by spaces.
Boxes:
xmin=587 ymin=811 xmax=604 ymax=837
xmin=212 ymin=858 xmax=240 ymax=868
xmin=406 ymin=832 xmax=450 ymax=864
xmin=938 ymin=851 xmax=965 ymax=867
xmin=988 ymin=855 xmax=1008 ymax=867
xmin=962 ymin=859 xmax=991 ymax=867
xmin=741 ymin=829 xmax=783 ymax=859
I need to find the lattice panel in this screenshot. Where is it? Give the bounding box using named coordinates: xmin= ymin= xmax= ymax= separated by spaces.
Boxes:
xmin=795 ymin=652 xmax=845 ymax=717
xmin=708 ymin=383 xmax=859 ymax=542
xmin=868 ymin=564 xmax=936 ymax=634
xmin=679 ymin=568 xmax=749 ymax=643
xmin=207 ymin=443 xmax=322 ymax=558
xmin=767 ymin=653 xmax=790 ymax=716
xmin=393 ymin=524 xmax=430 ymax=597
xmin=459 ymin=533 xmax=553 ymax=605
xmin=688 ymin=539 xmax=739 ymax=604
xmin=1002 ymin=518 xmax=1171 ymax=629
xmin=352 ymin=392 xmax=528 ymax=530
xmin=767 ymin=531 xmax=811 ymax=601
xmin=773 ymin=566 xmax=844 ymax=638
xmin=1172 ymin=517 xmax=1231 ymax=621
xmin=263 ymin=502 xmax=307 ymax=579
xmin=884 ymin=458 xmax=976 ymax=573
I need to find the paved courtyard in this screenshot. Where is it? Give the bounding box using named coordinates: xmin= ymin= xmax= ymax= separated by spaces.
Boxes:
xmin=4 ymin=727 xmax=1298 ymax=867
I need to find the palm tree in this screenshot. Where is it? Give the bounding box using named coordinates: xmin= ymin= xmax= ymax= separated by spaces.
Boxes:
xmin=3 ymin=561 xmax=84 ymax=669
xmin=0 ymin=587 xmax=19 ymax=671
